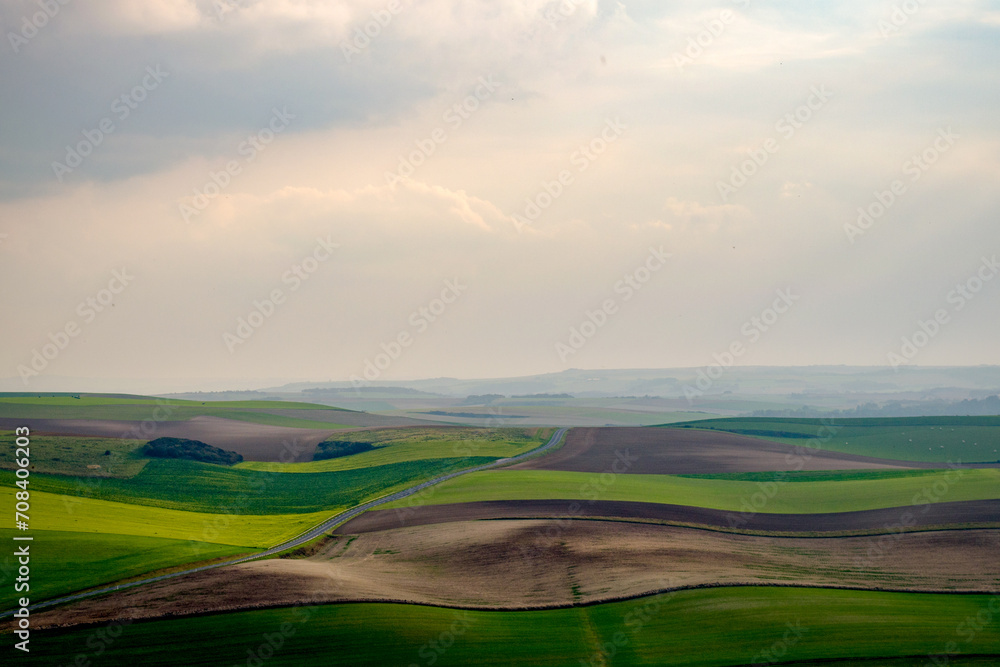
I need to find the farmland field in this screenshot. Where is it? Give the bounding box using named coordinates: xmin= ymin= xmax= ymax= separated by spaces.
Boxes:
xmin=0 ymin=431 xmax=148 ymax=477
xmin=664 ymin=417 xmax=1000 ymax=463
xmin=4 ymin=404 xmax=1000 ymax=667
xmin=4 ymin=455 xmax=495 ymax=514
xmin=19 ymin=588 xmax=1000 ymax=666
xmin=0 ymin=485 xmax=336 ymax=546
xmin=0 ymin=395 xmax=355 ymax=428
xmin=508 ymin=426 xmax=962 ymax=475
xmin=237 ymin=427 xmax=550 ymax=473
xmin=343 ymin=497 xmax=1000 ymax=534
xmin=32 ymin=519 xmax=1000 ymax=626
xmin=378 ymin=467 xmax=1000 ymax=514
xmin=0 ymin=529 xmax=256 ymax=608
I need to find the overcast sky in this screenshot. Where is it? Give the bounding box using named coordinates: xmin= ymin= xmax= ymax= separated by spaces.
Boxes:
xmin=1 ymin=0 xmax=998 ymax=391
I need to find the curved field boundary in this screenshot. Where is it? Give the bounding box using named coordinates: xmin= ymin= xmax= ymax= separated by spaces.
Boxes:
xmin=0 ymin=428 xmax=567 ymax=618
xmin=26 ymin=582 xmax=1000 ymax=632
xmin=19 ymin=588 xmax=1000 ymax=667
xmin=338 ymin=497 xmax=1000 ymax=534
xmin=508 ymin=426 xmax=991 ymax=474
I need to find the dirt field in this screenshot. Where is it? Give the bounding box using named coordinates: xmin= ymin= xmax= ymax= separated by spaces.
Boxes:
xmin=340 ymin=498 xmax=1000 ymax=533
xmin=508 ymin=427 xmax=942 ymax=474
xmin=1 ymin=417 xmax=339 ymax=462
xmin=32 ymin=521 xmax=1000 ymax=629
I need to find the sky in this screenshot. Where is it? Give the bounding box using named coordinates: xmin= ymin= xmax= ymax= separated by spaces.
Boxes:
xmin=1 ymin=0 xmax=998 ymax=392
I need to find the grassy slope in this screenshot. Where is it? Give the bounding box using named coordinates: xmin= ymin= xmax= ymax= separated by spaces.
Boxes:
xmin=20 ymin=588 xmax=1000 ymax=666
xmin=0 ymin=529 xmax=257 ymax=609
xmin=0 ymin=432 xmax=148 ymax=477
xmin=380 ymin=468 xmax=1000 ymax=513
xmin=3 ymin=456 xmax=494 ymax=514
xmin=0 ymin=486 xmax=333 ymax=548
xmin=0 ymin=395 xmax=353 ymax=429
xmin=0 ymin=395 xmax=340 ymax=409
xmin=665 ymin=417 xmax=1000 ymax=463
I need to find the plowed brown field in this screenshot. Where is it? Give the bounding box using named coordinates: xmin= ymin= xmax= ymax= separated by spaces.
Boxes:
xmin=339 ymin=498 xmax=1000 ymax=533
xmin=32 ymin=521 xmax=1000 ymax=629
xmin=508 ymin=427 xmax=937 ymax=474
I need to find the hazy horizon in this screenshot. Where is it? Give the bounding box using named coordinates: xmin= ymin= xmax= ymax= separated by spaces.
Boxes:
xmin=2 ymin=1 xmax=998 ymax=389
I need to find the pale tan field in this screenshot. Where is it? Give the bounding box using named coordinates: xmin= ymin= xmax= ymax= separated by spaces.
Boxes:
xmin=33 ymin=520 xmax=1000 ymax=629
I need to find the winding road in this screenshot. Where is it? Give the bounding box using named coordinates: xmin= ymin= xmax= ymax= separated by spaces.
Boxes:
xmin=1 ymin=428 xmax=567 ymax=618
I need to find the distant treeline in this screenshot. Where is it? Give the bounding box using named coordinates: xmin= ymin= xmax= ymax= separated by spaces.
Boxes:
xmin=142 ymin=437 xmax=244 ymax=465
xmin=460 ymin=393 xmax=575 ymax=405
xmin=303 ymin=386 xmax=433 ymax=396
xmin=750 ymin=395 xmax=1000 ymax=418
xmin=313 ymin=440 xmax=376 ymax=460
xmin=511 ymin=393 xmax=574 ymax=399
xmin=460 ymin=394 xmax=505 ymax=405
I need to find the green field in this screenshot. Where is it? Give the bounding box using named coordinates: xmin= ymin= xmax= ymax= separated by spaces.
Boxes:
xmin=4 ymin=456 xmax=494 ymax=514
xmin=0 ymin=486 xmax=334 ymax=547
xmin=19 ymin=588 xmax=1000 ymax=665
xmin=0 ymin=529 xmax=256 ymax=609
xmin=238 ymin=427 xmax=549 ymax=473
xmin=0 ymin=419 xmax=552 ymax=611
xmin=679 ymin=468 xmax=949 ymax=482
xmin=0 ymin=395 xmax=341 ymax=409
xmin=0 ymin=431 xmax=148 ymax=477
xmin=380 ymin=467 xmax=1000 ymax=514
xmin=665 ymin=417 xmax=1000 ymax=463
xmin=0 ymin=394 xmax=354 ymax=429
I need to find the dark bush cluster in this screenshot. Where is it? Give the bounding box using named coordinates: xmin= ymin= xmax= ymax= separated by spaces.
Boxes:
xmin=313 ymin=440 xmax=376 ymax=461
xmin=142 ymin=437 xmax=244 ymax=465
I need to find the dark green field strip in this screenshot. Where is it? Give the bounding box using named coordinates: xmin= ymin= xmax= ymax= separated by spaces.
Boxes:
xmin=661 ymin=417 xmax=1000 ymax=464
xmin=669 ymin=416 xmax=1000 ymax=429
xmin=339 ymin=498 xmax=1000 ymax=534
xmin=0 ymin=529 xmax=257 ymax=609
xmin=679 ymin=469 xmax=951 ymax=482
xmin=0 ymin=456 xmax=496 ymax=514
xmin=17 ymin=588 xmax=1000 ymax=666
xmin=775 ymin=660 xmax=1000 ymax=667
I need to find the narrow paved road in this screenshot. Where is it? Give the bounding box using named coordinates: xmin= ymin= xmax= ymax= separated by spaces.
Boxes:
xmin=2 ymin=428 xmax=567 ymax=617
